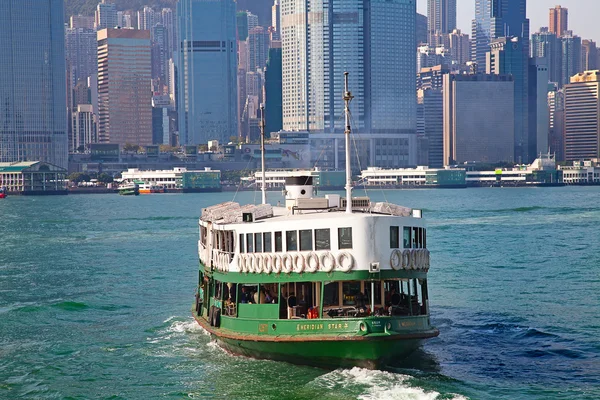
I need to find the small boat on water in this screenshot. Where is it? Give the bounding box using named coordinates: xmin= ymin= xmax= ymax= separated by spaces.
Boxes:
xmin=193 ymin=73 xmax=438 ymax=369
xmin=118 ymin=182 xmax=139 ymax=196
xmin=0 ymin=186 xmax=7 ymax=198
xmin=139 ymin=182 xmax=166 ymax=194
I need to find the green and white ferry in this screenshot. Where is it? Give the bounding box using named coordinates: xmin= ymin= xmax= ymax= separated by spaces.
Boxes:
xmin=193 ymin=74 xmax=438 ymax=369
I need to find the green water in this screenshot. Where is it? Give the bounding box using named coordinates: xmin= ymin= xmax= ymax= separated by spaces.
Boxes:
xmin=1 ymin=187 xmax=599 ymax=399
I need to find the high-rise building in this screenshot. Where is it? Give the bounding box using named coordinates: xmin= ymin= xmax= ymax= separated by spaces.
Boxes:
xmin=427 ymin=0 xmax=456 ymax=46
xmin=417 ymin=88 xmax=443 ymax=168
xmin=95 ymin=0 xmax=117 ymax=30
xmin=560 ymin=31 xmax=582 ymax=89
xmin=70 ymin=15 xmax=94 ymax=29
xmin=177 ymin=0 xmax=238 ymax=145
xmin=65 ymin=28 xmax=98 ymax=90
xmin=71 ymin=105 xmax=97 ymax=152
xmin=264 ymin=44 xmax=282 ymax=135
xmin=417 ymin=45 xmax=450 ymax=72
xmin=151 ymin=24 xmax=168 ymax=86
xmin=487 ymin=36 xmax=530 ymax=162
xmin=247 ymin=26 xmax=270 ymax=72
xmin=97 ymin=29 xmax=152 ymax=146
xmin=138 ymin=6 xmax=156 ymax=31
xmin=549 ymin=5 xmax=568 ymax=37
xmin=548 ymin=85 xmax=565 ymax=161
xmin=447 ymin=29 xmax=471 ymax=65
xmin=472 ymin=0 xmax=530 ymax=68
xmin=247 ymin=12 xmax=259 ymax=32
xmin=582 ymin=40 xmax=598 ymax=72
xmin=117 ymin=12 xmax=133 ymax=29
xmin=0 ymin=0 xmax=67 ymax=168
xmin=443 ymin=74 xmax=515 ymax=165
xmin=564 ymin=70 xmax=600 ymax=161
xmin=417 ymin=65 xmax=450 ymax=91
xmin=281 ymin=0 xmax=416 ymax=135
xmin=416 ymin=13 xmax=428 ymax=46
xmin=161 ymin=8 xmax=176 ymax=57
xmin=531 ymin=27 xmax=561 ymax=84
xmin=271 ymin=0 xmax=281 ymax=40
xmin=237 ymin=12 xmax=249 ymax=41
xmin=529 ymin=57 xmax=549 ymax=157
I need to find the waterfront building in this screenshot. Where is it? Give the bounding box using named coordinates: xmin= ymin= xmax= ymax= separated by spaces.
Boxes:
xmin=531 ymin=28 xmax=561 ymax=85
xmin=249 ymin=169 xmax=345 ymax=189
xmin=529 ymin=58 xmax=550 ymax=158
xmin=0 ymin=161 xmax=67 ymax=194
xmin=549 ymin=5 xmax=568 ymax=37
xmin=72 ymin=105 xmax=97 ymax=152
xmin=471 ymin=0 xmax=530 ymax=68
xmin=280 ymin=0 xmax=416 ymax=136
xmin=264 ymin=44 xmax=283 ymax=135
xmin=487 ymin=36 xmax=530 ymax=162
xmin=582 ymin=40 xmax=598 ymax=72
xmin=560 ymin=160 xmax=600 ymax=184
xmin=70 ymin=15 xmax=94 ymax=29
xmin=177 ymin=0 xmax=238 ymax=145
xmin=0 ymin=0 xmax=68 ymax=168
xmin=361 ymin=166 xmax=465 ymax=187
xmin=564 ymin=70 xmax=600 ymax=161
xmin=427 ymin=0 xmax=456 ymax=47
xmin=97 ymin=29 xmax=152 ymax=146
xmin=416 ymin=13 xmax=428 ymax=46
xmin=548 ymin=86 xmax=565 ymax=161
xmin=443 ymin=74 xmax=514 ymax=165
xmin=95 ymin=0 xmax=117 ymax=30
xmin=121 ymin=167 xmax=221 ymax=191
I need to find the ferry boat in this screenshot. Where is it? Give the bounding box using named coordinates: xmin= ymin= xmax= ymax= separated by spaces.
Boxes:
xmin=138 ymin=182 xmax=166 ymax=194
xmin=118 ymin=182 xmax=139 ymax=196
xmin=193 ymin=73 xmax=438 ymax=369
xmin=0 ymin=186 xmax=7 ymax=198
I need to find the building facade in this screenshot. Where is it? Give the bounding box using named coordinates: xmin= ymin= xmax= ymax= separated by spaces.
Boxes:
xmin=264 ymin=45 xmax=283 ymax=136
xmin=564 ymin=70 xmax=600 ymax=161
xmin=548 ymin=86 xmax=565 ymax=161
xmin=95 ymin=0 xmax=118 ymax=30
xmin=177 ymin=0 xmax=238 ymax=145
xmin=0 ymin=0 xmax=68 ymax=168
xmin=427 ymin=0 xmax=456 ymax=46
xmin=549 ymin=5 xmax=568 ymax=37
xmin=443 ymin=74 xmax=515 ymax=165
xmin=72 ymin=105 xmax=97 ymax=152
xmin=529 ymin=57 xmax=549 ymax=158
xmin=417 ymin=89 xmax=443 ymax=168
xmin=97 ymin=29 xmax=152 ymax=146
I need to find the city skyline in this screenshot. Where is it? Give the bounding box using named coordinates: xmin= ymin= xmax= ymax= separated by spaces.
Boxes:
xmin=417 ymin=0 xmax=600 ymax=43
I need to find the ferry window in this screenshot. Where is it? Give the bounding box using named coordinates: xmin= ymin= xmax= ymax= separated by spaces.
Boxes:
xmin=299 ymin=230 xmax=313 ymax=251
xmin=246 ymin=233 xmax=254 ymax=253
xmin=239 ymin=233 xmax=245 ymax=253
xmin=423 ymin=229 xmax=427 ymax=248
xmin=338 ymin=227 xmax=353 ymax=249
xmin=286 ymin=231 xmax=298 ymax=251
xmin=254 ymin=233 xmax=263 ymax=253
xmin=323 ymin=282 xmax=339 ymax=307
xmin=390 ymin=226 xmax=399 ymax=248
xmin=413 ymin=227 xmax=420 ymax=248
xmin=275 ymin=231 xmax=283 ymax=252
xmin=342 ymin=281 xmax=363 ymax=306
xmin=366 ymin=281 xmax=382 ymax=305
xmin=403 ymin=227 xmax=411 ymax=248
xmin=315 ymin=228 xmax=331 ymax=250
xmin=263 ymin=232 xmax=272 ymax=252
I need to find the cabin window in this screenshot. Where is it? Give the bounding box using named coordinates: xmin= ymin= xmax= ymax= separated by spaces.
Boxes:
xmin=342 ymin=281 xmax=363 ymax=306
xmin=286 ymin=230 xmax=298 ymax=251
xmin=323 ymin=282 xmax=339 ymax=307
xmin=299 ymin=230 xmax=313 ymax=251
xmin=239 ymin=284 xmax=258 ymax=304
xmin=263 ymin=232 xmax=272 ymax=252
xmin=246 ymin=233 xmax=254 ymax=253
xmin=275 ymin=231 xmax=283 ymax=252
xmin=390 ymin=226 xmax=400 ymax=248
xmin=254 ymin=233 xmax=263 ymax=253
xmin=413 ymin=227 xmax=420 ymax=248
xmin=315 ymin=228 xmax=331 ymax=250
xmin=403 ymin=227 xmax=411 ymax=248
xmin=365 ymin=281 xmax=382 ymax=305
xmin=423 ymin=229 xmax=427 ymax=248
xmin=338 ymin=227 xmax=353 ymax=249
xmin=239 ymin=233 xmax=245 ymax=253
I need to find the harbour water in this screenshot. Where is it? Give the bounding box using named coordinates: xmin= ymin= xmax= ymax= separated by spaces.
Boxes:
xmin=1 ymin=187 xmax=599 ymax=399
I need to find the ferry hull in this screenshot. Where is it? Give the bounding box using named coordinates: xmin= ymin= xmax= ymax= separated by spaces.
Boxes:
xmin=193 ymin=312 xmax=438 ymax=370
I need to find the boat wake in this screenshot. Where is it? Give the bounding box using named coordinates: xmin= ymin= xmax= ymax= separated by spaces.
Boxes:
xmin=312 ymin=367 xmax=468 ymax=400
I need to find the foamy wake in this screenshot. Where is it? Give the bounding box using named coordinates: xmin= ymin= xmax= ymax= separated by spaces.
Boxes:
xmin=165 ymin=318 xmax=206 ymax=335
xmin=313 ymin=368 xmax=468 ymax=400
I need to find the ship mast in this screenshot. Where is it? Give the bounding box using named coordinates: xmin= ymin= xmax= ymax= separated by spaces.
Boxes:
xmin=260 ymin=104 xmax=267 ymax=205
xmin=343 ymin=72 xmax=354 ymax=214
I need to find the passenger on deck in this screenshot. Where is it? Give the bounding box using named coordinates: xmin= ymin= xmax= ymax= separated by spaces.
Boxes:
xmin=240 ymin=287 xmax=249 ymax=303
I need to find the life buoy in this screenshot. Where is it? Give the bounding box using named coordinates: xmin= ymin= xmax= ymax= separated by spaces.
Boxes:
xmin=320 ymin=252 xmax=336 ymax=273
xmin=263 ymin=253 xmax=272 ymax=274
xmin=305 ymin=252 xmax=319 ymax=273
xmin=293 ymin=253 xmax=305 ymax=274
xmin=409 ymin=249 xmax=417 ymax=270
xmin=255 ymin=254 xmax=264 ymax=274
xmin=281 ymin=253 xmax=293 ymax=274
xmin=272 ymin=254 xmax=282 ymax=274
xmin=336 ymin=252 xmax=354 ymax=272
xmin=390 ymin=249 xmax=402 ymax=270
xmin=424 ymin=249 xmax=431 ymax=270
xmin=247 ymin=254 xmax=256 ymax=273
xmin=239 ymin=254 xmax=247 ymax=273
xmin=402 ymin=249 xmax=411 ymax=269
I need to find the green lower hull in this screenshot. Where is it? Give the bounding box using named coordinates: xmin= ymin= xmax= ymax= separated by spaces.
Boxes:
xmin=193 ymin=312 xmax=437 ymax=369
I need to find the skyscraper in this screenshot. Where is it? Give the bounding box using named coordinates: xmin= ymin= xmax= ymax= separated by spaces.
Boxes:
xmin=264 ymin=44 xmax=283 ymax=135
xmin=582 ymin=40 xmax=598 ymax=72
xmin=529 ymin=57 xmax=549 ymax=157
xmin=97 ymin=29 xmax=152 ymax=146
xmin=416 ymin=13 xmax=428 ymax=46
xmin=560 ymin=31 xmax=582 ymax=89
xmin=548 ymin=86 xmax=565 ymax=161
xmin=427 ymin=0 xmax=456 ymax=46
xmin=247 ymin=26 xmax=270 ymax=72
xmin=95 ymin=0 xmax=117 ymax=30
xmin=472 ymin=0 xmax=530 ymax=68
xmin=564 ymin=70 xmax=600 ymax=161
xmin=531 ymin=27 xmax=561 ymax=84
xmin=0 ymin=0 xmax=67 ymax=168
xmin=549 ymin=5 xmax=568 ymax=37
xmin=138 ymin=6 xmax=156 ymax=31
xmin=177 ymin=0 xmax=238 ymax=145
xmin=271 ymin=0 xmax=281 ymax=40
xmin=281 ymin=0 xmax=416 ymax=134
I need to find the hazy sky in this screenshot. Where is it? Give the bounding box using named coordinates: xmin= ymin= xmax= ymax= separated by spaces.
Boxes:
xmin=417 ymin=0 xmax=600 ymax=42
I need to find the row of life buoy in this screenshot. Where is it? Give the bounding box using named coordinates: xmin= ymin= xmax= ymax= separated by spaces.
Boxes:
xmin=212 ymin=252 xmax=231 ymax=272
xmin=390 ymin=249 xmax=430 ymax=271
xmin=237 ymin=251 xmax=355 ymax=274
